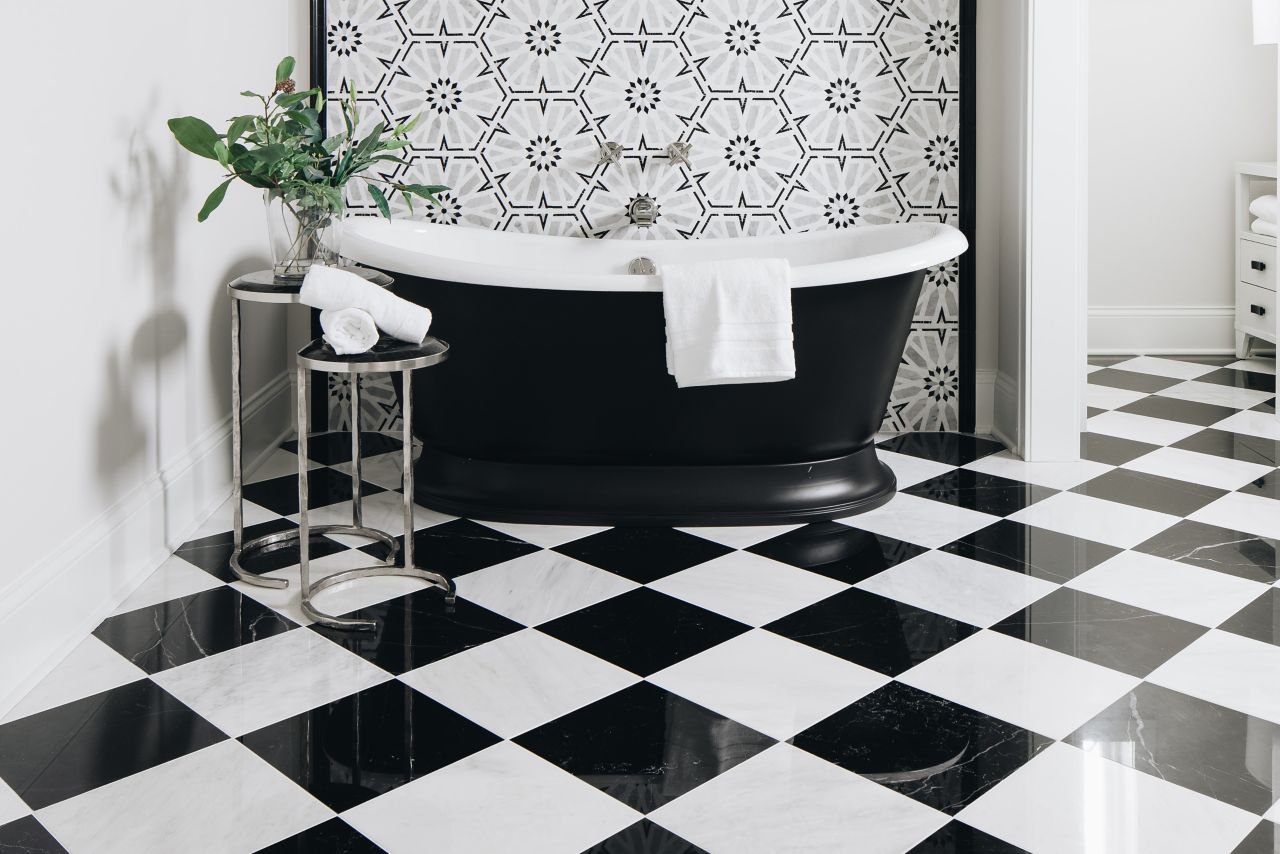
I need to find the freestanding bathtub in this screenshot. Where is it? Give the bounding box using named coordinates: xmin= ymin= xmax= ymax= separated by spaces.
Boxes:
xmin=341 ymin=220 xmax=968 ymax=526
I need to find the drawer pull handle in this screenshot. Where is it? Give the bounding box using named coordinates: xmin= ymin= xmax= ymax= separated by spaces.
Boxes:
xmin=1252 ymin=260 xmax=1268 ymax=272
xmin=1252 ymin=304 xmax=1267 ymax=316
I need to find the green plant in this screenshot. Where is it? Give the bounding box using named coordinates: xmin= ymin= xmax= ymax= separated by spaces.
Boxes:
xmin=167 ymin=56 xmax=445 ymax=223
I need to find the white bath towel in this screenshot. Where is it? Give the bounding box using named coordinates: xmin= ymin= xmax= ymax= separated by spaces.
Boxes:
xmin=1253 ymin=217 xmax=1279 ymax=237
xmin=320 ymin=307 xmax=378 ymax=355
xmin=662 ymin=258 xmax=795 ymax=388
xmin=1250 ymin=195 xmax=1278 ymax=224
xmin=301 ymin=265 xmax=432 ymax=344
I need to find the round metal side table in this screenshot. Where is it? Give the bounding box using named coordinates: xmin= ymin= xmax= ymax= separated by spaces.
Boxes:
xmin=228 ymin=268 xmax=398 ymax=590
xmin=295 ymin=335 xmax=454 ymax=629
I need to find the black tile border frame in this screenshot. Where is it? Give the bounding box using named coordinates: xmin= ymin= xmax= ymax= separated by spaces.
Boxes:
xmin=308 ymin=1 xmax=981 ymax=434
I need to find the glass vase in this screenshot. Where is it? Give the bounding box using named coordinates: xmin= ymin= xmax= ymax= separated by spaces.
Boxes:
xmin=264 ymin=187 xmax=344 ymax=279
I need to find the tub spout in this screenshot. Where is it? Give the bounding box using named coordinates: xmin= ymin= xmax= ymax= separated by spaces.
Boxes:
xmin=629 ymin=195 xmax=658 ymax=228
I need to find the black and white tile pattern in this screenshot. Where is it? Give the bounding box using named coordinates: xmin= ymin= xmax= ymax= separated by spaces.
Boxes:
xmin=6 ymin=355 xmax=1280 ymax=852
xmin=322 ymin=0 xmax=966 ymax=433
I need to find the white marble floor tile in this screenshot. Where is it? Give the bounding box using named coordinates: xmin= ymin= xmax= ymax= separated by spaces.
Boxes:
xmin=674 ymin=523 xmax=806 ymax=550
xmin=1086 ymin=411 xmax=1204 ymax=446
xmin=290 ymin=490 xmax=453 ymax=548
xmin=0 ymin=777 xmax=29 ymax=827
xmin=1156 ymin=380 xmax=1275 ymax=410
xmin=1266 ymin=803 xmax=1280 ymax=824
xmin=1110 ymin=356 xmax=1221 ymax=380
xmin=151 ymin=629 xmax=390 ymax=737
xmin=1227 ymin=358 xmax=1277 ymax=375
xmin=343 ymin=741 xmax=639 ymax=854
xmin=1191 ymin=492 xmax=1280 ymax=540
xmin=246 ymin=446 xmax=325 ymax=484
xmin=650 ymin=743 xmax=948 ymax=854
xmin=2 ymin=637 xmax=146 ymax=725
xmin=877 ymin=450 xmax=956 ymax=490
xmin=648 ymin=552 xmax=847 ymax=627
xmin=1086 ymin=384 xmax=1149 ymax=411
xmin=1066 ymin=551 xmax=1269 ymax=627
xmin=1086 ymin=364 xmax=1105 ymax=374
xmin=963 ymin=451 xmax=1114 ymax=491
xmin=957 ymin=742 xmax=1257 ymax=854
xmin=188 ymin=496 xmax=278 ymax=540
xmin=1122 ymin=446 xmax=1273 ymax=492
xmin=236 ymin=547 xmax=425 ymax=626
xmin=472 ymin=520 xmax=610 ymax=549
xmin=1147 ymin=630 xmax=1280 ymax=725
xmin=331 ymin=450 xmax=418 ymax=492
xmin=111 ymin=554 xmax=224 ymax=616
xmin=36 ymin=740 xmax=332 ymax=854
xmin=1007 ymin=492 xmax=1180 ymax=550
xmin=1213 ymin=410 xmax=1280 ymax=442
xmin=857 ymin=551 xmax=1056 ymax=628
xmin=456 ymin=550 xmax=638 ymax=627
xmin=400 ymin=629 xmax=638 ymax=739
xmin=899 ymin=631 xmax=1139 ymax=740
xmin=840 ymin=493 xmax=1000 ymax=549
xmin=648 ymin=629 xmax=888 ymax=741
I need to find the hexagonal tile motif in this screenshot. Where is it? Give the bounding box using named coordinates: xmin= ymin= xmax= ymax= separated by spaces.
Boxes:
xmin=881 ymin=98 xmax=960 ymax=209
xmin=398 ymin=0 xmax=488 ymax=36
xmin=582 ymin=160 xmax=706 ymax=238
xmin=795 ymin=0 xmax=892 ymax=36
xmin=482 ymin=0 xmax=606 ymax=94
xmin=382 ymin=41 xmax=506 ymax=152
xmin=598 ymin=0 xmax=692 ymax=34
xmin=327 ymin=0 xmax=407 ymax=94
xmin=783 ymin=41 xmax=905 ymax=151
xmin=582 ymin=40 xmax=705 ymax=152
xmin=780 ymin=156 xmax=903 ymax=232
xmin=689 ymin=99 xmax=802 ymax=208
xmin=882 ymin=0 xmax=962 ymax=94
xmin=680 ymin=0 xmax=804 ymax=94
xmin=485 ymin=99 xmax=598 ymax=208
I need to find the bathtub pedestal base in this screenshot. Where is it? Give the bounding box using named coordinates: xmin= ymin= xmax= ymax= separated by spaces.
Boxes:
xmin=413 ymin=444 xmax=897 ymax=527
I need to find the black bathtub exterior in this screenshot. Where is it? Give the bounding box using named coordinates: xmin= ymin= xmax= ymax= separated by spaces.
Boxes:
xmin=390 ymin=269 xmax=926 ymax=526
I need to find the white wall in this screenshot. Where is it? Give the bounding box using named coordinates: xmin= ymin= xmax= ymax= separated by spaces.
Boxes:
xmin=1088 ymin=0 xmax=1277 ymax=354
xmin=0 ymin=1 xmax=310 ymax=712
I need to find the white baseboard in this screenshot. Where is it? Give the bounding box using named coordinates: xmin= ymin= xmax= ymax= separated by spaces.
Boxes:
xmin=1088 ymin=305 xmax=1237 ymax=355
xmin=992 ymin=370 xmax=1020 ymax=455
xmin=0 ymin=372 xmax=293 ymax=717
xmin=974 ymin=369 xmax=996 ymax=435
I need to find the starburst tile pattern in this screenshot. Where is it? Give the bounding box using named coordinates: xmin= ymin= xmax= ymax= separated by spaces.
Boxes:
xmin=8 ymin=355 xmax=1280 ymax=852
xmin=323 ymin=0 xmax=966 ymax=432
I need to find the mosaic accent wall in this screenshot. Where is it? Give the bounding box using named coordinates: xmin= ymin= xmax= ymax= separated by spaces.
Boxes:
xmin=322 ymin=0 xmax=965 ymax=432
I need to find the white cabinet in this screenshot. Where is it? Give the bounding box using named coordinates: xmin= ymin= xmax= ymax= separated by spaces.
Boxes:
xmin=1235 ymin=161 xmax=1278 ymax=358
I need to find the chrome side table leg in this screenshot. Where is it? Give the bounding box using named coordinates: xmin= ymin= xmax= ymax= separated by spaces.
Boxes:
xmin=402 ymin=369 xmax=456 ymax=606
xmin=351 ymin=374 xmax=363 ymax=528
xmin=229 ymin=296 xmax=288 ymax=590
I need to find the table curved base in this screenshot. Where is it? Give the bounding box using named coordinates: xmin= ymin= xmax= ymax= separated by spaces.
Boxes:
xmin=302 ymin=565 xmax=457 ymax=630
xmin=230 ymin=525 xmax=400 ymax=589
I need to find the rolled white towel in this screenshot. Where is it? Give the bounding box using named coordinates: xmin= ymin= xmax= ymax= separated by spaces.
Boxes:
xmin=320 ymin=307 xmax=378 ymax=355
xmin=301 ymin=265 xmax=432 ymax=344
xmin=1250 ymin=195 xmax=1278 ymax=224
xmin=1253 ymin=218 xmax=1278 ymax=238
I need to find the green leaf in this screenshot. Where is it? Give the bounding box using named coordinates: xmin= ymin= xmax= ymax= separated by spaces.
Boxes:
xmin=321 ymin=132 xmax=347 ymax=154
xmin=197 ymin=178 xmax=234 ymax=222
xmin=275 ymin=88 xmax=319 ymax=108
xmin=212 ymin=139 xmax=229 ymax=168
xmin=167 ymin=116 xmax=221 ymax=160
xmin=367 ymin=183 xmax=391 ymax=219
xmin=240 ymin=90 xmax=262 ymax=99
xmin=251 ymin=143 xmax=288 ymax=165
xmin=275 ymin=56 xmax=296 ymax=84
xmin=226 ymin=115 xmax=256 ymax=146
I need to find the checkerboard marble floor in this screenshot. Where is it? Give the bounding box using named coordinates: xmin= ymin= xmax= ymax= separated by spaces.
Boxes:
xmin=5 ymin=355 xmax=1280 ymax=853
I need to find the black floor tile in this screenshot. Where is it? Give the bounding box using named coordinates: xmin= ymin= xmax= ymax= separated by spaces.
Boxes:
xmin=94 ymin=585 xmax=296 ymax=674
xmin=747 ymin=522 xmax=927 ymax=586
xmin=904 ymin=470 xmax=1056 ymax=517
xmin=1172 ymin=429 xmax=1280 ymax=466
xmin=765 ymin=587 xmax=978 ymax=677
xmin=793 ymin=682 xmax=1051 ymax=815
xmin=515 ymin=682 xmax=773 ymax=814
xmin=1219 ymin=588 xmax=1280 ymax=647
xmin=940 ymin=520 xmax=1121 ymax=584
xmin=311 ymin=586 xmax=521 ymax=675
xmin=540 ymin=588 xmax=748 ymax=677
xmin=1135 ymin=520 xmax=1279 ymax=584
xmin=876 ymin=433 xmax=1005 ymax=467
xmin=243 ymin=467 xmax=386 ymax=517
xmin=0 ymin=681 xmax=225 ymax=811
xmin=1067 ymin=683 xmax=1279 ymax=815
xmin=0 ymin=816 xmax=70 ymax=853
xmin=1234 ymin=820 xmax=1280 ymax=854
xmin=1238 ymin=470 xmax=1280 ymax=500
xmin=361 ymin=518 xmax=541 ymax=577
xmin=240 ymin=680 xmax=500 ymax=813
xmin=281 ymin=431 xmax=403 ymax=466
xmin=1087 ymin=369 xmax=1181 ymax=393
xmin=1198 ymin=368 xmax=1277 ymax=394
xmin=991 ymin=587 xmax=1206 ymax=678
xmin=257 ymin=818 xmax=388 ymax=853
xmin=1070 ymin=468 xmax=1226 ymax=517
xmin=583 ymin=820 xmax=709 ymax=854
xmin=907 ymin=821 xmax=1030 ymax=853
xmin=1117 ymin=395 xmax=1240 ymax=428
xmin=1253 ymin=399 xmax=1277 ymax=415
xmin=553 ymin=527 xmax=733 ymax=584
xmin=174 ymin=518 xmax=347 ymax=582
xmin=1086 ymin=407 xmax=1107 ymax=418
xmin=1081 ymin=432 xmax=1160 ymax=466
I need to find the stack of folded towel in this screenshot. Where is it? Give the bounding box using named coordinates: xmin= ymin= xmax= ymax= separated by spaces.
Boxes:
xmin=300 ymin=265 xmax=433 ymax=355
xmin=1250 ymin=195 xmax=1278 ymax=238
xmin=663 ymin=258 xmax=795 ymax=388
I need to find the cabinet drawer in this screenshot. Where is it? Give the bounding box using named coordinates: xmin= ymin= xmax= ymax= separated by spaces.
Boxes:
xmin=1240 ymin=238 xmax=1277 ymax=291
xmin=1237 ymin=282 xmax=1276 ymax=338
